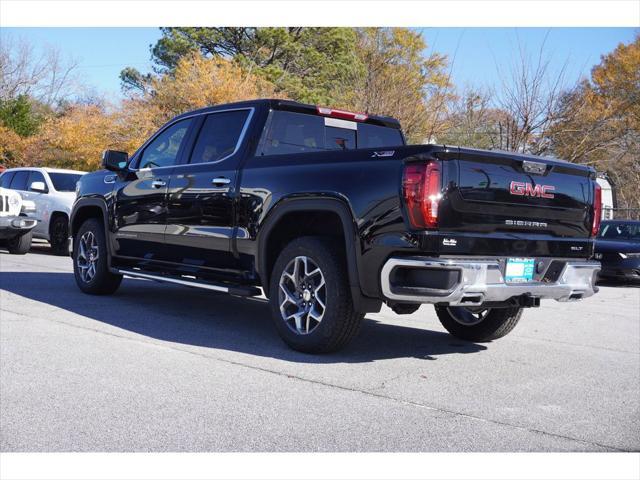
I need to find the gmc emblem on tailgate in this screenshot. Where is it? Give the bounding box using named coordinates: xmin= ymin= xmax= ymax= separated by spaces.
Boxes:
xmin=509 ymin=181 xmax=555 ymax=199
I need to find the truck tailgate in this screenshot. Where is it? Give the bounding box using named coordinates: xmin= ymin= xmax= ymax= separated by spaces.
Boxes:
xmin=439 ymin=148 xmax=595 ymax=238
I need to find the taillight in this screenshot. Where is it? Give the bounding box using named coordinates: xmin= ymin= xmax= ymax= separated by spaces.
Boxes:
xmin=402 ymin=162 xmax=441 ymax=229
xmin=316 ymin=106 xmax=368 ymax=122
xmin=591 ymin=182 xmax=602 ymax=236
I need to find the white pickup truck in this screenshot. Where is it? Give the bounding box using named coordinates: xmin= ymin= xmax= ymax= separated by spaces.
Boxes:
xmin=0 ymin=187 xmax=38 ymax=254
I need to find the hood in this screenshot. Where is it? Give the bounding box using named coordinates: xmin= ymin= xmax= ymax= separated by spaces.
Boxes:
xmin=594 ymin=239 xmax=640 ymax=254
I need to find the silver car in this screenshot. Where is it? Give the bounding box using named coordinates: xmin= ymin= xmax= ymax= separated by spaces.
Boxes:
xmin=0 ymin=167 xmax=86 ymax=255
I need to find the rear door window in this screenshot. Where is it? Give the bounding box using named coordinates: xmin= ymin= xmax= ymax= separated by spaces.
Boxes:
xmin=9 ymin=171 xmax=29 ymax=191
xmin=189 ymin=110 xmax=250 ymax=164
xmin=259 ymin=111 xmax=325 ymax=156
xmin=28 ymin=171 xmax=48 ymax=192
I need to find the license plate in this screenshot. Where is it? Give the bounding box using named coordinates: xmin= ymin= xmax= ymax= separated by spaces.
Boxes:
xmin=505 ymin=258 xmax=535 ymax=283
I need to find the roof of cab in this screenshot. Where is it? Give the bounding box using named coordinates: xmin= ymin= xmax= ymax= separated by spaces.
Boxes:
xmin=172 ymin=98 xmax=402 ymax=129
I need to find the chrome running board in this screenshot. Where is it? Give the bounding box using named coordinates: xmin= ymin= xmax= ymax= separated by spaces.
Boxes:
xmin=115 ymin=269 xmax=261 ymax=297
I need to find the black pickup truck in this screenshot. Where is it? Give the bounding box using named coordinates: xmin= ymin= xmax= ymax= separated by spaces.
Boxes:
xmin=70 ymin=99 xmax=601 ymax=353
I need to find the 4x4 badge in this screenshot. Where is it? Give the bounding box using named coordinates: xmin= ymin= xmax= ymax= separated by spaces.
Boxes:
xmin=371 ymin=151 xmax=395 ymax=158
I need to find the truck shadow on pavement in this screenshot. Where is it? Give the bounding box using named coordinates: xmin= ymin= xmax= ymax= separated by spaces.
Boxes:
xmin=1 ymin=271 xmax=487 ymax=363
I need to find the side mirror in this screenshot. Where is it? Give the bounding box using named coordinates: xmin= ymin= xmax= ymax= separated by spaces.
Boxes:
xmin=102 ymin=150 xmax=129 ymax=172
xmin=30 ymin=181 xmax=47 ymax=193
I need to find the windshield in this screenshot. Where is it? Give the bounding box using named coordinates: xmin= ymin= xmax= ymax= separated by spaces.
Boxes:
xmin=49 ymin=173 xmax=83 ymax=192
xmin=598 ymin=222 xmax=640 ymax=241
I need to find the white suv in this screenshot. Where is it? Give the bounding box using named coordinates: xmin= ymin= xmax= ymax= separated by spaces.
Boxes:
xmin=0 ymin=167 xmax=86 ymax=255
xmin=0 ymin=187 xmax=38 ymax=254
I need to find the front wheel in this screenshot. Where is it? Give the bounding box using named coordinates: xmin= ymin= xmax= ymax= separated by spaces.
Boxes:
xmin=268 ymin=236 xmax=363 ymax=353
xmin=435 ymin=305 xmax=523 ymax=342
xmin=73 ymin=218 xmax=122 ymax=295
xmin=6 ymin=231 xmax=32 ymax=255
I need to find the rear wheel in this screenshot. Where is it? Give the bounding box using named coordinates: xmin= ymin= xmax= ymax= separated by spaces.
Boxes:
xmin=6 ymin=231 xmax=32 ymax=255
xmin=268 ymin=236 xmax=363 ymax=353
xmin=73 ymin=218 xmax=122 ymax=295
xmin=435 ymin=305 xmax=523 ymax=342
xmin=50 ymin=215 xmax=70 ymax=256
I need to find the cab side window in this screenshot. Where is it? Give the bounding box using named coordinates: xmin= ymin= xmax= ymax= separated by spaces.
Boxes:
xmin=138 ymin=118 xmax=192 ymax=169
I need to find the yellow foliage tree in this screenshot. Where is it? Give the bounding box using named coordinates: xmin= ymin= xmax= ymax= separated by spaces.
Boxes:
xmin=28 ymin=105 xmax=122 ymax=171
xmin=345 ymin=28 xmax=451 ymax=143
xmin=115 ymin=53 xmax=281 ymax=157
xmin=550 ymin=35 xmax=640 ymax=212
xmin=21 ymin=55 xmax=280 ymax=170
xmin=148 ymin=52 xmax=280 ymax=119
xmin=0 ymin=125 xmax=30 ymax=167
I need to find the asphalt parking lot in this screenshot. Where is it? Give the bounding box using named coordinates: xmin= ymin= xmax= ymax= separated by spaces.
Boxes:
xmin=1 ymin=243 xmax=639 ymax=452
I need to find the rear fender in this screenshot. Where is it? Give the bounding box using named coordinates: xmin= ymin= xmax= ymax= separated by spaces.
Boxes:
xmin=257 ymin=197 xmax=381 ymax=313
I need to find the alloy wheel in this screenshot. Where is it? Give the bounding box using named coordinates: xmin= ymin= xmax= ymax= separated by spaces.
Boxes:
xmin=76 ymin=231 xmax=99 ymax=283
xmin=278 ymin=255 xmax=326 ymax=335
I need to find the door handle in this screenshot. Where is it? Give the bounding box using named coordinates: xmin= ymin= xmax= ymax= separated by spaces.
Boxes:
xmin=212 ymin=177 xmax=231 ymax=186
xmin=151 ymin=179 xmax=166 ymax=189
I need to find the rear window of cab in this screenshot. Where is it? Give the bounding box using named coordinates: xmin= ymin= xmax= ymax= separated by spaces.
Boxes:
xmin=258 ymin=111 xmax=404 ymax=156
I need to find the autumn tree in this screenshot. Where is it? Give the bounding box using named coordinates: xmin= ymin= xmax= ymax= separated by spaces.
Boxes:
xmin=550 ymin=35 xmax=640 ymax=212
xmin=121 ymin=28 xmax=452 ymax=144
xmin=437 ymin=89 xmax=499 ymax=148
xmin=0 ymin=125 xmax=30 ymax=167
xmin=26 ymin=105 xmax=119 ymax=171
xmin=23 ymin=54 xmax=280 ymax=171
xmin=121 ymin=27 xmax=361 ymax=104
xmin=347 ymin=28 xmax=451 ymax=143
xmin=119 ymin=53 xmax=280 ymax=152
xmin=490 ymin=36 xmax=569 ymax=155
xmin=0 ymin=36 xmax=84 ymax=166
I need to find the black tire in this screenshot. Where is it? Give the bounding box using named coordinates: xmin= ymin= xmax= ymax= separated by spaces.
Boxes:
xmin=435 ymin=305 xmax=523 ymax=342
xmin=6 ymin=230 xmax=32 ymax=255
xmin=50 ymin=214 xmax=70 ymax=256
xmin=73 ymin=218 xmax=122 ymax=295
xmin=268 ymin=236 xmax=363 ymax=353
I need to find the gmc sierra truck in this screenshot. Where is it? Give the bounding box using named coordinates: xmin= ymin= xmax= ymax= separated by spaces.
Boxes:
xmin=70 ymin=99 xmax=601 ymax=353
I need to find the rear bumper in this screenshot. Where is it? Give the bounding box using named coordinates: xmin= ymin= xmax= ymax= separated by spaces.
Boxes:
xmin=380 ymin=257 xmax=601 ymax=306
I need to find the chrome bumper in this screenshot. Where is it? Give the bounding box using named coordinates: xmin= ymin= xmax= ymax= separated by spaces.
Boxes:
xmin=380 ymin=257 xmax=601 ymax=306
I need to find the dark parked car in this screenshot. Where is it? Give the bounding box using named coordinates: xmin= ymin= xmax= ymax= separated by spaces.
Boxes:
xmin=595 ymin=220 xmax=640 ymax=284
xmin=70 ymin=99 xmax=601 ymax=353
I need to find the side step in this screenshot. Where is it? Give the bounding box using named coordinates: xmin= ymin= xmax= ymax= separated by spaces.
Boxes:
xmin=115 ymin=269 xmax=262 ymax=297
